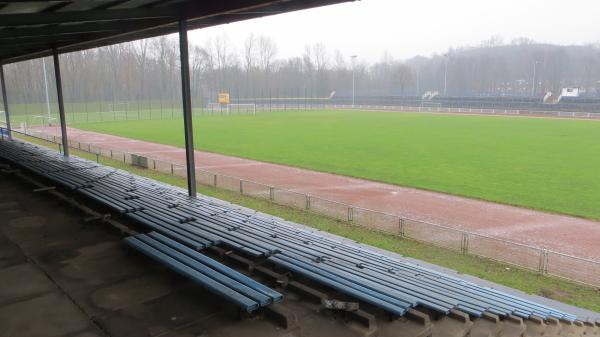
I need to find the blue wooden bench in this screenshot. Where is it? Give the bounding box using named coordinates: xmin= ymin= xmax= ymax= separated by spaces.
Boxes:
xmin=125 ymin=231 xmax=282 ymax=312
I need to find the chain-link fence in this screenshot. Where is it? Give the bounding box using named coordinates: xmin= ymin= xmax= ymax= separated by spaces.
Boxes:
xmin=9 ymin=97 xmax=600 ymax=129
xmin=5 ymin=126 xmax=600 ymax=288
xmin=316 ymin=104 xmax=600 ymax=119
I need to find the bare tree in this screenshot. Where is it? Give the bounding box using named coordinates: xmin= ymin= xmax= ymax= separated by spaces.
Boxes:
xmin=133 ymin=39 xmax=150 ymax=101
xmin=256 ymin=36 xmax=277 ymax=89
xmin=6 ymin=35 xmax=600 ymax=111
xmin=243 ymin=34 xmax=257 ymax=74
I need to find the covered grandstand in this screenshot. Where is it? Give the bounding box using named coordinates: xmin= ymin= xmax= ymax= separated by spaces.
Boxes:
xmin=1 ymin=1 xmax=599 ymax=337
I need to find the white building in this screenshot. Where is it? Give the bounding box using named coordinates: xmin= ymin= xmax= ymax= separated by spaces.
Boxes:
xmin=560 ymin=87 xmax=580 ymax=98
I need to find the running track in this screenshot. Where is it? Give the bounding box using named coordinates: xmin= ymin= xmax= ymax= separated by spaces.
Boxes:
xmin=30 ymin=126 xmax=600 ymax=261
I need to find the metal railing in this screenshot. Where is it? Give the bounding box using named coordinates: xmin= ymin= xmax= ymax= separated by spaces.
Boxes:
xmin=4 ymin=126 xmax=600 ymax=288
xmin=254 ymin=103 xmax=600 ymax=119
xmin=8 ymin=100 xmax=600 ymax=129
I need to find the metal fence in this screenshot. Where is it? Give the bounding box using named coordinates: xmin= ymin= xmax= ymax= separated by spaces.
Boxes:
xmin=6 ymin=127 xmax=600 ymax=288
xmin=253 ymin=103 xmax=600 ymax=120
xmin=9 ymin=99 xmax=600 ymax=129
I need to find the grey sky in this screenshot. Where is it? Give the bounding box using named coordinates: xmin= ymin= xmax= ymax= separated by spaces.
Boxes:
xmin=189 ymin=0 xmax=600 ymax=63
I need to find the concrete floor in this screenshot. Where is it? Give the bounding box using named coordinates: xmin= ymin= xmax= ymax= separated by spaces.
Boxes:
xmin=0 ymin=175 xmax=288 ymax=337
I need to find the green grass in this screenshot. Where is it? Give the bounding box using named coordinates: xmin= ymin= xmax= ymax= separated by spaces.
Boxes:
xmin=15 ymin=133 xmax=600 ymax=313
xmin=73 ymin=110 xmax=600 ymax=220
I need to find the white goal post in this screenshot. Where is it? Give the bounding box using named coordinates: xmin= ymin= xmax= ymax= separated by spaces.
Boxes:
xmin=207 ymin=103 xmax=256 ymax=115
xmin=31 ymin=115 xmax=58 ymax=126
xmin=419 ymin=101 xmax=442 ymax=108
xmin=109 ymin=102 xmax=131 ymax=113
xmin=228 ymin=103 xmax=256 ymax=115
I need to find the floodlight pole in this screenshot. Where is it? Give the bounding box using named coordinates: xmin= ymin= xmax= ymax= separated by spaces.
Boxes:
xmin=0 ymin=64 xmax=12 ymax=139
xmin=52 ymin=48 xmax=69 ymax=157
xmin=179 ymin=19 xmax=197 ymax=197
xmin=416 ymin=65 xmax=420 ymax=96
xmin=443 ymin=53 xmax=449 ymax=96
xmin=531 ymin=61 xmax=538 ymax=97
xmin=351 ymin=55 xmax=357 ymax=108
xmin=42 ymin=58 xmax=52 ymax=126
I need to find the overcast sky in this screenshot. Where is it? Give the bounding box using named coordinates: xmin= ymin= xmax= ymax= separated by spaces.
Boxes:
xmin=188 ymin=0 xmax=600 ymax=63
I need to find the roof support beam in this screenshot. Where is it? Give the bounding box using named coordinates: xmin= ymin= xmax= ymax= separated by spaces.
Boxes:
xmin=0 ymin=7 xmax=178 ymax=26
xmin=0 ymin=1 xmax=73 ymax=3
xmin=0 ymin=18 xmax=172 ymax=39
xmin=0 ymin=34 xmax=86 ymax=44
xmin=0 ymin=64 xmax=11 ymax=139
xmin=52 ymin=49 xmax=69 ymax=157
xmin=0 ymin=0 xmax=353 ymax=64
xmin=178 ymin=19 xmax=196 ymax=197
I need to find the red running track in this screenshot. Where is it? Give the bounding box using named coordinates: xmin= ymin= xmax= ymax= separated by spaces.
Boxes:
xmin=31 ymin=126 xmax=600 ymax=261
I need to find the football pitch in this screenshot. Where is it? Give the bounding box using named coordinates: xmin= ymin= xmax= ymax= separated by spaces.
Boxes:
xmin=71 ymin=109 xmax=600 ymax=220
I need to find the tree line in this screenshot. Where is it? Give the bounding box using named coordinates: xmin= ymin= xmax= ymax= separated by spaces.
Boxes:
xmin=3 ymin=34 xmax=600 ymax=106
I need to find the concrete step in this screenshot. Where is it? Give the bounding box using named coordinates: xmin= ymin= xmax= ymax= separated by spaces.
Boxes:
xmin=584 ymin=320 xmax=600 ymax=337
xmin=469 ymin=312 xmax=502 ymax=337
xmin=523 ymin=316 xmax=546 ymax=337
xmin=432 ymin=309 xmax=473 ymax=337
xmin=499 ymin=315 xmax=525 ymax=337
xmin=559 ymin=318 xmax=584 ymax=337
xmin=545 ymin=317 xmax=563 ymax=337
xmin=379 ymin=309 xmax=433 ymax=337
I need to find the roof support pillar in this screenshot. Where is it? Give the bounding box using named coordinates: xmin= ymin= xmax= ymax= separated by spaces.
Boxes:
xmin=178 ymin=19 xmax=196 ymax=197
xmin=52 ymin=49 xmax=69 ymax=157
xmin=0 ymin=64 xmax=12 ymax=139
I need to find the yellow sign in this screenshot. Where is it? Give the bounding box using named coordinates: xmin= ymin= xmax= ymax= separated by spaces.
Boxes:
xmin=218 ymin=92 xmax=230 ymax=104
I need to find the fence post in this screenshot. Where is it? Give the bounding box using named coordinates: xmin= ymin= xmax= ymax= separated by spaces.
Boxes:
xmin=538 ymin=249 xmax=549 ymax=274
xmin=95 ymin=153 xmax=99 ymax=163
xmin=213 ymin=174 xmax=217 ymax=187
xmin=269 ymin=187 xmax=274 ymax=200
xmin=305 ymin=195 xmax=311 ymax=210
xmin=399 ymin=217 xmax=405 ymax=237
xmin=170 ymin=164 xmax=174 ymax=175
xmin=348 ymin=207 xmax=353 ymax=222
xmin=239 ymin=180 xmax=243 ymax=194
xmin=110 ymin=150 xmax=113 ymax=159
xmin=544 ymin=250 xmax=549 ymax=274
xmin=539 ymin=249 xmax=549 ymax=274
xmin=461 ymin=232 xmax=469 ymax=254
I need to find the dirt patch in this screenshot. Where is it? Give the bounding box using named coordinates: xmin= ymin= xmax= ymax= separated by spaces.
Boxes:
xmin=540 ymin=288 xmax=575 ymax=302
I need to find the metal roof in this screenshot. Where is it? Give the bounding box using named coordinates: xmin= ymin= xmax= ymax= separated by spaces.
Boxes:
xmin=0 ymin=0 xmax=352 ymax=64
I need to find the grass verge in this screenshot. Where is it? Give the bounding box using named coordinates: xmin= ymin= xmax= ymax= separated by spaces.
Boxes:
xmin=14 ymin=134 xmax=600 ymax=314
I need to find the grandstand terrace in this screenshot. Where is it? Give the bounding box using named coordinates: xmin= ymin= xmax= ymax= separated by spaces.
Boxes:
xmin=0 ymin=1 xmax=599 ymax=337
